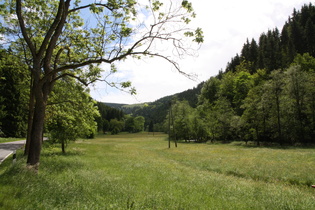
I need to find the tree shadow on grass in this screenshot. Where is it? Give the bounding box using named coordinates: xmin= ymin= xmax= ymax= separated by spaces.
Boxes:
xmin=0 ymin=149 xmax=85 ymax=179
xmin=231 ymin=141 xmax=315 ymax=150
xmin=40 ymin=149 xmax=86 ymax=174
xmin=0 ymin=146 xmax=87 ymax=209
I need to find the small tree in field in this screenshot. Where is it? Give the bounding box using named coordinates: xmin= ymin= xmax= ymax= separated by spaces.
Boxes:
xmin=46 ymin=78 xmax=99 ymax=153
xmin=134 ymin=116 xmax=145 ymax=132
xmin=0 ymin=0 xmax=203 ymax=171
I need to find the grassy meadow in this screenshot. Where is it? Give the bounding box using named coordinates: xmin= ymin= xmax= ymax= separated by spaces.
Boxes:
xmin=0 ymin=132 xmax=315 ymax=209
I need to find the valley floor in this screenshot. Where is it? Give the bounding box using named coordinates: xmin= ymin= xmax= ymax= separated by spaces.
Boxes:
xmin=0 ymin=132 xmax=314 ymax=209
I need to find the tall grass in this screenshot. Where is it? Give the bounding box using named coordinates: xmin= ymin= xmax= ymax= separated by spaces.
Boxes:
xmin=0 ymin=133 xmax=315 ymax=209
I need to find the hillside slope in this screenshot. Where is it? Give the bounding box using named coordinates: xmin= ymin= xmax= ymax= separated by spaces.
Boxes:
xmin=105 ymin=82 xmax=204 ymax=127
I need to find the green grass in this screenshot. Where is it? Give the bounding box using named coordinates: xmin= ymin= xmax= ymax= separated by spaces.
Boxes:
xmin=0 ymin=132 xmax=315 ymax=209
xmin=0 ymin=138 xmax=24 ymax=143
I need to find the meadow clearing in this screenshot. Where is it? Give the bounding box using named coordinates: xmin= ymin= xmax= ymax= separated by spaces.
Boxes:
xmin=0 ymin=132 xmax=315 ymax=209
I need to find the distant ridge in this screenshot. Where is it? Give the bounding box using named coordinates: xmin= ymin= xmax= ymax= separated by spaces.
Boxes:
xmin=103 ymin=102 xmax=128 ymax=109
xmin=102 ymin=82 xmax=204 ymax=130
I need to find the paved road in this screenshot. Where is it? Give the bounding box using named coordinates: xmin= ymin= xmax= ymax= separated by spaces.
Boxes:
xmin=0 ymin=140 xmax=26 ymax=164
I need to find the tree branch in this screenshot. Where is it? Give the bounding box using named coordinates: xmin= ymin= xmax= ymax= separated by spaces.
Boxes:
xmin=69 ymin=3 xmax=113 ymax=13
xmin=131 ymin=51 xmax=197 ymax=81
xmin=38 ymin=1 xmax=200 ymax=86
xmin=16 ymin=0 xmax=36 ymax=58
xmin=53 ymin=73 xmax=89 ymax=86
xmin=38 ymin=0 xmax=65 ymax=58
xmin=53 ymin=47 xmax=70 ymax=70
xmin=43 ymin=0 xmax=70 ymax=73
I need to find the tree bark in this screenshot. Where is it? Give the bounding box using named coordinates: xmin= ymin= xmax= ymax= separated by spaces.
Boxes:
xmin=24 ymin=78 xmax=34 ymax=156
xmin=26 ymin=97 xmax=46 ymax=167
xmin=26 ymin=79 xmax=52 ymax=169
xmin=62 ymin=140 xmax=66 ymax=154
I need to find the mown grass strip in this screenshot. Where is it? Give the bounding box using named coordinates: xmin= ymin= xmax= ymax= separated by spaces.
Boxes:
xmin=0 ymin=138 xmax=24 ymax=144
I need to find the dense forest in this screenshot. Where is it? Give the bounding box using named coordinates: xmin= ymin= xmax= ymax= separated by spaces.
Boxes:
xmin=0 ymin=50 xmax=30 ymax=138
xmin=95 ymin=102 xmax=145 ymax=134
xmin=226 ymin=3 xmax=315 ymax=73
xmin=160 ymin=3 xmax=315 ymax=145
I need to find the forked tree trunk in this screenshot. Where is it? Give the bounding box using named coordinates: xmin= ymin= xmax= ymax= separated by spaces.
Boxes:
xmin=26 ymin=80 xmax=52 ymax=171
xmin=26 ymin=98 xmax=46 ymax=168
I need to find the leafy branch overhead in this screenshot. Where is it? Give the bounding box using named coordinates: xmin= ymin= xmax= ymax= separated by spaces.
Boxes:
xmin=1 ymin=0 xmax=203 ymax=88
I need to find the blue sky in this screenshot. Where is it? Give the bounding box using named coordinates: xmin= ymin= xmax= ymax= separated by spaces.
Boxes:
xmin=89 ymin=0 xmax=311 ymax=104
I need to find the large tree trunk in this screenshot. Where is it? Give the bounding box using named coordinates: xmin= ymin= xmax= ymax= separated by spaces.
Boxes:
xmin=26 ymin=79 xmax=51 ymax=171
xmin=24 ymin=81 xmax=34 ymax=156
xmin=26 ymin=98 xmax=46 ymax=169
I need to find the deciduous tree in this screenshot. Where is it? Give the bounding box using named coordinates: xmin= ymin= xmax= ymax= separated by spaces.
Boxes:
xmin=0 ymin=0 xmax=203 ymax=170
xmin=46 ymin=78 xmax=99 ymax=153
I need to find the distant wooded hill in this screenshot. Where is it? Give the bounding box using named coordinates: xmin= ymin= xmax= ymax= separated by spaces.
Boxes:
xmin=104 ymin=82 xmax=204 ymax=128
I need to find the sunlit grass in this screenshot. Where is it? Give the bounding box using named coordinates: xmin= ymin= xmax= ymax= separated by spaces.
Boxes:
xmin=0 ymin=132 xmax=315 ymax=209
xmin=0 ymin=138 xmax=24 ymax=143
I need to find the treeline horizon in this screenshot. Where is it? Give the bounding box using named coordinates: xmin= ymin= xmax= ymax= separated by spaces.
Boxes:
xmin=226 ymin=3 xmax=315 ymax=74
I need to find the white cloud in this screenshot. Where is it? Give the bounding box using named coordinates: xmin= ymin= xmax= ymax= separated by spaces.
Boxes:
xmin=90 ymin=0 xmax=311 ymax=104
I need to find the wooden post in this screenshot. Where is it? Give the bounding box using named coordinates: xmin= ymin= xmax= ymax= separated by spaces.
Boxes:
xmin=168 ymin=101 xmax=171 ymax=148
xmin=12 ymin=150 xmax=17 ymax=164
xmin=171 ymin=106 xmax=177 ymax=148
xmin=168 ymin=100 xmax=178 ymax=148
